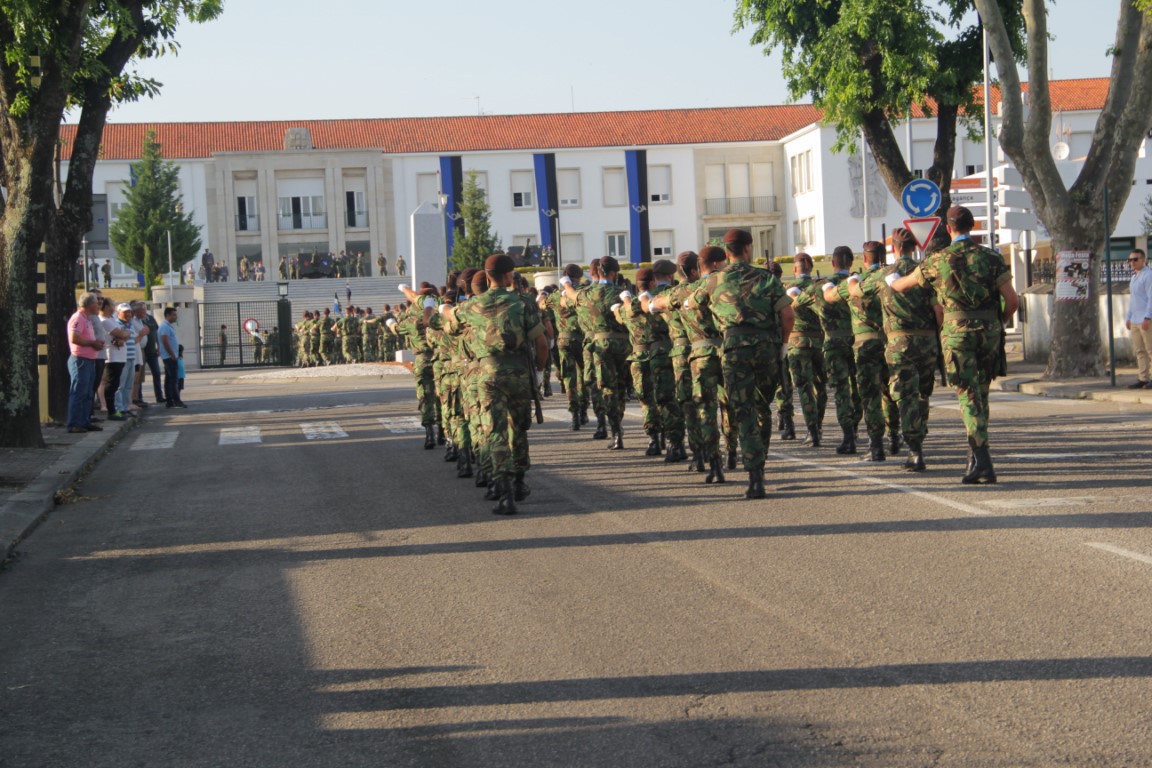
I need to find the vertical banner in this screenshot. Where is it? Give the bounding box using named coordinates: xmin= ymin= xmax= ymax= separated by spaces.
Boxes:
xmin=438 ymin=156 xmax=464 ymax=257
xmin=1055 ymin=251 xmax=1091 ymax=302
xmin=533 ymin=153 xmax=559 ymax=254
xmin=625 ymin=149 xmax=651 ymax=264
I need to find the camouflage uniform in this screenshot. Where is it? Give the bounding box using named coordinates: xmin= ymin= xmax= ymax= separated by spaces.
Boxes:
xmin=658 ymin=282 xmax=697 ymax=459
xmin=692 ymin=261 xmax=788 ymax=476
xmin=336 ymin=313 xmax=362 ymax=364
xmin=786 ymin=277 xmax=828 ymax=437
xmin=648 ymin=282 xmax=685 ymax=452
xmin=665 ymin=278 xmax=725 ymax=469
xmin=307 ymin=316 xmax=322 ymax=366
xmin=362 ymin=313 xmax=379 ymax=363
xmin=574 ymin=282 xmax=631 ymax=440
xmin=816 ymin=273 xmax=861 ymax=432
xmin=379 ymin=311 xmax=397 ymax=362
xmin=621 ymin=295 xmax=665 ymax=443
xmin=393 ymin=304 xmax=439 ymax=427
xmin=545 ymin=290 xmax=588 ymax=419
xmin=914 ymin=238 xmax=1010 ymax=449
xmin=834 ymin=266 xmax=899 ymax=443
xmin=455 ymin=286 xmax=545 ymax=484
xmin=318 ymin=313 xmax=336 ymax=365
xmin=874 ymin=254 xmax=938 ymax=455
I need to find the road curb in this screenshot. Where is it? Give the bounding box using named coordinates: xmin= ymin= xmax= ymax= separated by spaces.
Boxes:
xmin=0 ymin=417 xmax=138 ymax=564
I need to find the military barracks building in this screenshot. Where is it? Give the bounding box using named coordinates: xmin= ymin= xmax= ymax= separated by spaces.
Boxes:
xmin=63 ymin=77 xmax=1146 ymax=296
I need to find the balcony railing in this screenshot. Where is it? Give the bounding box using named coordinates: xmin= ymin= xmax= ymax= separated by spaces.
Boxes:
xmin=235 ymin=213 xmax=260 ymax=232
xmin=704 ymin=196 xmax=778 ymax=216
xmin=277 ymin=213 xmax=327 ymax=231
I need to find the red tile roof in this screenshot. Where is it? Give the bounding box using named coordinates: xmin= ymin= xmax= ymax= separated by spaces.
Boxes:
xmin=911 ymin=77 xmax=1111 ymax=118
xmin=60 ymin=78 xmax=1110 ymax=161
xmin=62 ymin=104 xmax=825 ymax=161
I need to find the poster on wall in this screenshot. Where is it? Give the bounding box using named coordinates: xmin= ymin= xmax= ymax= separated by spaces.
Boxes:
xmin=1055 ymin=251 xmax=1091 ymax=302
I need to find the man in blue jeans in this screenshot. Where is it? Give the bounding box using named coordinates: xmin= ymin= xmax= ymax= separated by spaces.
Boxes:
xmin=158 ymin=306 xmax=187 ymax=408
xmin=134 ymin=302 xmax=164 ymax=405
xmin=67 ymin=293 xmax=106 ymax=433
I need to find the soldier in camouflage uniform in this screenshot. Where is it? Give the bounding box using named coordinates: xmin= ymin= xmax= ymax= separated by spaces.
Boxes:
xmin=620 ymin=268 xmax=666 ymax=456
xmin=825 ymin=241 xmax=900 ymax=461
xmin=784 ymin=253 xmax=828 ymax=447
xmin=649 ymin=259 xmax=688 ymax=462
xmin=891 ymin=206 xmax=1018 ymax=483
xmin=392 ymin=287 xmax=440 ymax=449
xmin=687 ymin=229 xmax=794 ymax=499
xmin=379 ymin=304 xmax=397 ymax=362
xmin=362 ymin=308 xmax=379 ymax=363
xmin=561 ymin=255 xmax=630 ymax=449
xmin=334 ymin=307 xmax=361 ymax=364
xmin=765 ymin=261 xmax=796 ymax=440
xmin=576 ymin=259 xmax=608 ymax=439
xmin=317 ymin=308 xmax=336 ymax=365
xmin=448 ymin=254 xmax=548 ymax=514
xmin=816 ymin=246 xmax=862 ymax=454
xmin=546 ymin=264 xmax=590 ymax=431
xmin=297 ymin=311 xmax=314 ymax=367
xmin=652 ymin=247 xmax=728 ymax=482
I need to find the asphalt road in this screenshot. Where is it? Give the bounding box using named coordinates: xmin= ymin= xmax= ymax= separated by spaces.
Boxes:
xmin=2 ymin=371 xmax=1151 ymax=767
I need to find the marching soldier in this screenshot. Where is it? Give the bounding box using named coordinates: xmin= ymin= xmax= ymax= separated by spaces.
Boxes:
xmin=546 ymin=264 xmax=590 ymax=430
xmin=766 ymin=261 xmax=796 ymax=440
xmin=620 ymin=267 xmax=667 ymax=456
xmin=784 ymin=253 xmax=828 ymax=447
xmin=890 ymin=206 xmax=1018 ymax=483
xmin=817 ymin=246 xmax=862 ymax=454
xmin=393 ymin=286 xmax=441 ymax=449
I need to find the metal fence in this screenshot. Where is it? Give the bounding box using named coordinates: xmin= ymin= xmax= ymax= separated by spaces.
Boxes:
xmin=199 ymin=300 xmax=286 ymax=368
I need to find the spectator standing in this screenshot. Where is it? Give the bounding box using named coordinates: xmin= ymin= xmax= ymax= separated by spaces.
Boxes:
xmin=101 ymin=259 xmax=112 ymax=287
xmin=90 ymin=295 xmax=110 ymax=419
xmin=87 ymin=261 xmax=99 ymax=287
xmin=396 ymin=254 xmax=406 ymax=277
xmin=115 ymin=302 xmax=141 ymax=416
xmin=218 ymin=324 xmax=228 ymax=365
xmin=135 ymin=303 xmax=163 ymax=405
xmin=158 ymin=307 xmax=185 ymax=408
xmin=377 ymin=252 xmax=388 ymax=276
xmin=1126 ymin=249 xmax=1152 ymax=388
xmin=101 ymin=304 xmax=131 ymax=420
xmin=201 ymin=249 xmax=215 ymax=282
xmin=67 ymin=293 xmax=105 ymax=433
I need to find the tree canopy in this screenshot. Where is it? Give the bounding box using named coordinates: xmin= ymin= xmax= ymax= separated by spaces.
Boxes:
xmin=451 ymin=171 xmax=502 ymax=271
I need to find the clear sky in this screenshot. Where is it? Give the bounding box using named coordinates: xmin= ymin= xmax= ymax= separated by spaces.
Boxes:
xmin=102 ymin=0 xmax=1125 ymax=124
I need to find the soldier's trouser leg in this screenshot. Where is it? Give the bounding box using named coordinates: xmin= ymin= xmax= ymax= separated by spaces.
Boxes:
xmin=463 ymin=370 xmax=490 ymax=476
xmin=824 ymin=340 xmax=861 ymax=430
xmin=886 ymin=335 xmax=938 ymax=447
xmin=477 ymin=370 xmax=531 ymax=480
xmin=352 ymin=338 xmax=363 ymax=364
xmin=943 ymin=329 xmax=997 ymax=448
xmin=673 ymin=350 xmax=696 ymax=449
xmin=597 ymin=342 xmax=629 ymax=430
xmin=651 ymin=353 xmax=683 ymax=442
xmin=690 ymin=353 xmax=723 ymax=459
xmin=814 ymin=349 xmax=828 ymax=425
xmin=788 ymin=346 xmax=822 ymax=431
xmin=775 ymin=354 xmax=794 ymax=416
xmin=631 ymin=359 xmax=660 ymax=437
xmin=342 ymin=339 xmax=355 ymax=364
xmin=559 ymin=340 xmax=584 ymax=414
xmin=719 ymin=381 xmax=738 ymax=455
xmin=721 ymin=343 xmax=779 ymax=473
xmin=414 ymin=354 xmax=438 ymax=426
xmin=319 ymin=337 xmax=333 ymax=365
xmin=584 ymin=342 xmax=605 ymax=418
xmin=855 ymin=339 xmax=888 ymax=439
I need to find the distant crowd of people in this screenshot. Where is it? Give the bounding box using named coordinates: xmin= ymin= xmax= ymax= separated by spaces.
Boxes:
xmin=193 ymin=249 xmax=406 ymax=284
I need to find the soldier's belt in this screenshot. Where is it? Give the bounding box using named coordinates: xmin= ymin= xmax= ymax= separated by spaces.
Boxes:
xmin=557 ymin=334 xmax=584 ymax=342
xmin=477 ymin=353 xmax=524 ymax=364
xmin=593 ymin=332 xmax=628 ymax=341
xmin=640 ymin=340 xmax=673 ymax=354
xmin=944 ymin=309 xmax=998 ymax=321
xmin=824 ymin=329 xmax=853 ymax=339
xmin=788 ymin=332 xmax=823 ymax=342
xmin=853 ymin=332 xmax=883 ymax=343
xmin=723 ymin=326 xmax=773 ymax=340
xmin=888 ymin=328 xmax=937 ymax=338
xmin=673 ymin=338 xmax=691 ymax=348
xmin=691 ymin=338 xmax=721 ymax=350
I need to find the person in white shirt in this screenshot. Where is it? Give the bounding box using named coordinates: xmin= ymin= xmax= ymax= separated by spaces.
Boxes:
xmin=1126 ymin=249 xmax=1152 ymax=388
xmin=100 ymin=302 xmax=130 ymax=418
xmin=114 ymin=303 xmax=141 ymax=415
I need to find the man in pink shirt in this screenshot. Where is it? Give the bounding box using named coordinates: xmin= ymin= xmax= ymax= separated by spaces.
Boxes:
xmin=68 ymin=292 xmax=106 ymax=433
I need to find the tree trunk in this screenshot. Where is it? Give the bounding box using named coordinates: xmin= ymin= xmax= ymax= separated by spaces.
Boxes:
xmin=1044 ymin=220 xmax=1105 ymax=378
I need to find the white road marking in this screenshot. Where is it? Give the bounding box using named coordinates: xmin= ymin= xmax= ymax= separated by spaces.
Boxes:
xmin=1085 ymin=543 xmax=1152 ymax=567
xmin=219 ymin=426 xmax=262 ymax=445
xmin=377 ymin=417 xmax=425 ymax=434
xmin=1005 ymin=453 xmax=1084 ymax=461
xmin=130 ymin=431 xmax=179 ymax=451
xmin=769 ymin=452 xmax=993 ymax=517
xmin=981 ymin=497 xmax=1096 ymax=509
xmin=301 ymin=422 xmax=348 ymax=440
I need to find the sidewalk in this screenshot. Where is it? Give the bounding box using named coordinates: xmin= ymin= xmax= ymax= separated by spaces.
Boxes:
xmin=3 ymin=356 xmax=1148 ymax=564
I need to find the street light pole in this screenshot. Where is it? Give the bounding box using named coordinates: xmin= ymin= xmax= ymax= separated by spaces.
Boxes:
xmin=82 ymin=236 xmax=89 ymax=291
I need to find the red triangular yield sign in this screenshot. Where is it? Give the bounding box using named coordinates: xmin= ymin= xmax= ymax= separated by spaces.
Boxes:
xmin=903 ymin=217 xmax=941 ymax=249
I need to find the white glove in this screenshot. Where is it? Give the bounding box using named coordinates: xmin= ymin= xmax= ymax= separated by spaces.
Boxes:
xmin=786 ymin=287 xmax=801 ymax=298
xmin=437 ymin=304 xmax=448 ymax=315
xmin=639 ymin=291 xmax=653 ymax=302
xmin=884 ymin=272 xmax=899 ymax=287
xmin=559 ymin=276 xmax=573 ymax=286
xmin=847 ymin=274 xmax=860 ymax=284
xmin=385 ymin=318 xmax=397 ymax=329
xmin=423 ymin=297 xmax=436 ymax=310
xmin=398 ymin=283 xmax=410 ymax=293
xmin=610 ymin=303 xmax=622 ymax=313
xmin=619 ymin=290 xmax=633 ymax=301
xmin=822 ymin=282 xmax=835 ymax=292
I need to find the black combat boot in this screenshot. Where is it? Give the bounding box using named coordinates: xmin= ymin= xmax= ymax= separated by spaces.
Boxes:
xmin=645 ymin=436 xmax=662 ymax=456
xmin=744 ymin=467 xmax=766 ymax=499
xmin=474 ymin=469 xmax=488 ymax=488
xmin=571 ymin=411 xmax=581 ymax=431
xmin=457 ymin=447 xmax=474 ymax=479
xmin=514 ymin=473 xmax=531 ymax=501
xmin=688 ymin=451 xmax=705 ymax=472
xmin=664 ymin=440 xmax=685 ymax=463
xmin=727 ymin=448 xmax=738 ymax=470
xmin=889 ymin=432 xmax=903 ymax=455
xmin=835 ymin=426 xmax=857 ymax=455
xmin=444 ymin=441 xmax=457 ymax=462
xmin=610 ymin=424 xmax=625 ymax=450
xmin=964 ymin=450 xmax=976 ymax=476
xmin=543 ymin=382 xmax=553 ymax=397
xmin=423 ymin=425 xmax=436 ymax=450
xmin=492 ymin=477 xmax=517 ymax=515
xmin=593 ymin=413 xmax=608 ymax=440
xmin=867 ymin=434 xmax=885 ymax=462
xmin=580 ymin=407 xmax=589 ymax=425
xmin=484 ymin=476 xmax=501 ymax=501
xmin=904 ymin=440 xmax=926 ymax=472
xmin=961 ymin=440 xmax=996 ymax=484
xmin=803 ymin=425 xmax=821 ymax=448
xmin=780 ymin=411 xmax=796 ymax=441
xmin=436 ymin=425 xmax=446 ymax=445
xmin=706 ymin=455 xmax=726 ymax=484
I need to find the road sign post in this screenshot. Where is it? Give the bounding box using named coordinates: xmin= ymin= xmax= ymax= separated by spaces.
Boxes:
xmin=903 ymin=217 xmax=942 ymax=250
xmin=901 ymin=179 xmax=942 ymax=217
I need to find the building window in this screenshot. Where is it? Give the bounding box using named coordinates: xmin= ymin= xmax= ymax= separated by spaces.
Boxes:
xmin=560 ymin=233 xmax=584 ymax=264
xmin=110 ymin=201 xmax=127 ymax=220
xmin=603 ymin=167 xmax=626 ymax=207
xmin=651 ymin=230 xmax=674 ymax=257
xmin=278 ymin=195 xmax=326 ymax=230
xmin=790 ymin=150 xmax=814 ymax=195
xmin=417 ymin=173 xmax=440 ymax=205
xmin=965 ymin=164 xmax=985 ymax=177
xmin=511 ymin=170 xmax=534 ymax=209
xmin=648 ymin=165 xmax=671 ymax=204
xmin=606 ymin=232 xmax=627 ymax=259
xmin=236 ymin=195 xmax=258 ymax=231
xmin=793 ymin=217 xmax=816 ymax=247
xmin=558 ymin=168 xmax=581 ymax=207
xmin=345 ymin=190 xmax=367 ymax=228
